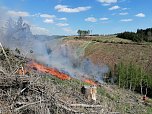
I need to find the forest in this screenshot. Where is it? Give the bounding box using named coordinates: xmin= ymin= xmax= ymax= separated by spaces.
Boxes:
xmin=117 ymin=28 xmax=152 ymax=42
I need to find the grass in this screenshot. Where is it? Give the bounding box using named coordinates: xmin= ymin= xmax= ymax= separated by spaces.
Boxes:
xmin=91 ymin=35 xmax=132 ymax=43
xmin=42 ymin=74 xmax=91 ymax=88
xmin=84 ymin=39 xmax=152 ymax=70
xmin=146 ymin=107 xmax=152 ymax=114
xmin=64 ymin=35 xmax=133 ymax=43
xmin=97 ymin=87 xmax=106 ymax=95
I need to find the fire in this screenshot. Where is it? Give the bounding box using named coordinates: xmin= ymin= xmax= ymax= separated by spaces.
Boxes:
xmin=84 ymin=79 xmax=97 ymax=86
xmin=27 ymin=61 xmax=97 ymax=85
xmin=28 ymin=61 xmax=71 ymax=80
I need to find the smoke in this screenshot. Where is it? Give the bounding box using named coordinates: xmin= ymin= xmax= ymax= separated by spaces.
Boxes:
xmin=35 ymin=39 xmax=109 ymax=82
xmin=0 ymin=17 xmax=109 ymax=83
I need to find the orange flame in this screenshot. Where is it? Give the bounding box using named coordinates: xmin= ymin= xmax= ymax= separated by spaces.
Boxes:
xmin=28 ymin=61 xmax=71 ymax=80
xmin=84 ymin=79 xmax=97 ymax=86
xmin=27 ymin=61 xmax=97 ymax=85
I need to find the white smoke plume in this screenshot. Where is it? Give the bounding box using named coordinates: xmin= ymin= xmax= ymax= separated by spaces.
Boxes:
xmin=0 ymin=17 xmax=109 ymax=83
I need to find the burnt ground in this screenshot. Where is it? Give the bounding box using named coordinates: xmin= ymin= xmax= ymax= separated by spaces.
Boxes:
xmin=0 ymin=45 xmax=152 ymax=114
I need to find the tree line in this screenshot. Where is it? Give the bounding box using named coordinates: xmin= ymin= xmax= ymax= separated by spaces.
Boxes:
xmin=117 ymin=28 xmax=152 ymax=42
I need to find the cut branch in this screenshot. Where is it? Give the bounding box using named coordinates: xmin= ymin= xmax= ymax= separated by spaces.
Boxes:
xmin=70 ymin=104 xmax=102 ymax=108
xmin=14 ymin=100 xmax=46 ymax=112
xmin=0 ymin=42 xmax=12 ymax=71
xmin=56 ymin=103 xmax=81 ymax=113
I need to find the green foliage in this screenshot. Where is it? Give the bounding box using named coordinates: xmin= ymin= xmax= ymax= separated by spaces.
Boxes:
xmin=117 ymin=28 xmax=152 ymax=42
xmin=146 ymin=107 xmax=152 ymax=114
xmin=77 ymin=30 xmax=90 ymax=37
xmin=115 ymin=62 xmax=152 ymax=96
xmin=97 ymin=87 xmax=105 ymax=95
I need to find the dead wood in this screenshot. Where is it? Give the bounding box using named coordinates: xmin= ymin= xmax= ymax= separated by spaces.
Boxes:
xmin=14 ymin=100 xmax=47 ymax=112
xmin=108 ymin=112 xmax=120 ymax=114
xmin=0 ymin=42 xmax=12 ymax=71
xmin=69 ymin=104 xmax=103 ymax=108
xmin=56 ymin=103 xmax=83 ymax=114
xmin=0 ymin=67 xmax=9 ymax=76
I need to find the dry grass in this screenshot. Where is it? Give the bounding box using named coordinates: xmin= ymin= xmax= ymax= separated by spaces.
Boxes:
xmin=64 ymin=36 xmax=152 ymax=71
xmin=90 ymin=35 xmax=132 ymax=43
xmin=85 ymin=42 xmax=152 ymax=70
xmin=64 ymin=35 xmax=132 ymax=43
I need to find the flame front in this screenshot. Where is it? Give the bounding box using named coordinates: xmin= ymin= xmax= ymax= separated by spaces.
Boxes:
xmin=83 ymin=79 xmax=97 ymax=86
xmin=27 ymin=61 xmax=97 ymax=86
xmin=28 ymin=61 xmax=71 ymax=80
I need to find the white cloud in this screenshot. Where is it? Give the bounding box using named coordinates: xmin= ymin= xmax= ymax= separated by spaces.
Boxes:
xmin=55 ymin=5 xmax=91 ymax=13
xmin=135 ymin=13 xmax=145 ymax=17
xmin=102 ymin=3 xmax=111 ymax=6
xmin=120 ymin=19 xmax=133 ymax=22
xmin=43 ymin=19 xmax=54 ymax=24
xmin=56 ymin=23 xmax=69 ymax=27
xmin=100 ymin=17 xmax=109 ymax=21
xmin=97 ymin=0 xmax=117 ymax=4
xmin=7 ymin=10 xmax=30 ymax=17
xmin=31 ymin=25 xmax=51 ymax=35
xmin=85 ymin=17 xmax=97 ymax=22
xmin=109 ymin=5 xmax=120 ymax=10
xmin=119 ymin=12 xmax=128 ymax=15
xmin=122 ymin=8 xmax=128 ymax=10
xmin=58 ymin=17 xmax=67 ymax=20
xmin=40 ymin=14 xmax=56 ymax=18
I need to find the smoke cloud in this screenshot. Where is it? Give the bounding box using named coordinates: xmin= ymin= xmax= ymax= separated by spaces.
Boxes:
xmin=0 ymin=17 xmax=109 ymax=83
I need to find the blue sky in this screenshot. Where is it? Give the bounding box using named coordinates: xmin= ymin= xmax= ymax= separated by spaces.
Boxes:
xmin=0 ymin=0 xmax=152 ymax=35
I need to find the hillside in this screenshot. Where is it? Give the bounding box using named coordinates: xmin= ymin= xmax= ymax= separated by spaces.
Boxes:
xmin=64 ymin=36 xmax=152 ymax=71
xmin=1 ymin=42 xmax=152 ymax=114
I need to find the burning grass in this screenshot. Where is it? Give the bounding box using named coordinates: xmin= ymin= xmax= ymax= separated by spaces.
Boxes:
xmin=28 ymin=61 xmax=71 ymax=80
xmin=27 ymin=61 xmax=97 ymax=86
xmin=83 ymin=79 xmax=97 ymax=86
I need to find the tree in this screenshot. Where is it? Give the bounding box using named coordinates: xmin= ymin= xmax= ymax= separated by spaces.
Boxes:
xmin=77 ymin=30 xmax=90 ymax=38
xmin=117 ymin=27 xmax=152 ymax=42
xmin=77 ymin=30 xmax=81 ymax=37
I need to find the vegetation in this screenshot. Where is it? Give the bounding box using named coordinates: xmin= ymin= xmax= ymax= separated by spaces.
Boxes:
xmin=113 ymin=62 xmax=152 ymax=97
xmin=63 ymin=30 xmax=152 ymax=113
xmin=117 ymin=28 xmax=152 ymax=42
xmin=77 ymin=30 xmax=90 ymax=38
xmin=91 ymin=35 xmax=132 ymax=43
xmin=64 ymin=36 xmax=152 ymax=97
